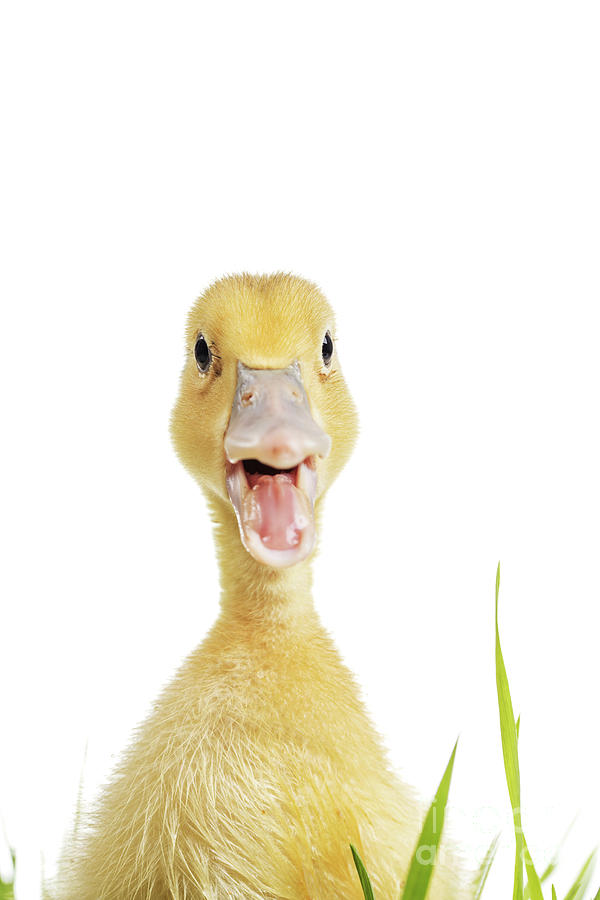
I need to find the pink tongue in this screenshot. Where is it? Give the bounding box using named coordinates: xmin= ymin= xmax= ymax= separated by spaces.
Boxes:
xmin=251 ymin=474 xmax=309 ymax=550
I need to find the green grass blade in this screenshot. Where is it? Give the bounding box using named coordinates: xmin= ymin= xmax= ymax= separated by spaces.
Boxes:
xmin=563 ymin=849 xmax=597 ymax=900
xmin=0 ymin=836 xmax=15 ymax=899
xmin=401 ymin=741 xmax=458 ymax=900
xmin=495 ymin=563 xmax=524 ymax=900
xmin=510 ymin=851 xmax=524 ymax=900
xmin=591 ymin=887 xmax=600 ymax=900
xmin=473 ymin=833 xmax=500 ymax=900
xmin=525 ymin=818 xmax=577 ymax=897
xmin=551 ymin=887 xmax=557 ymax=900
xmin=537 ymin=861 xmax=558 ymax=888
xmin=495 ymin=565 xmax=520 ymax=814
xmin=525 ymin=863 xmax=557 ymax=900
xmin=350 ymin=844 xmax=375 ymax=900
xmin=495 ymin=564 xmax=545 ymax=900
xmin=522 ymin=839 xmax=544 ymax=900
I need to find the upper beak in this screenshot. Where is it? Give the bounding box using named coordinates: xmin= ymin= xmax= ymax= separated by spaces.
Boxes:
xmin=224 ymin=361 xmax=331 ymax=468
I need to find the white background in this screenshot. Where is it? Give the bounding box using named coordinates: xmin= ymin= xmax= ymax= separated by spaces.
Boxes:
xmin=1 ymin=2 xmax=599 ymax=898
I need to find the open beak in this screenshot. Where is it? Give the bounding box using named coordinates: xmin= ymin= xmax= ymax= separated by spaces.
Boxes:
xmin=224 ymin=361 xmax=331 ymax=568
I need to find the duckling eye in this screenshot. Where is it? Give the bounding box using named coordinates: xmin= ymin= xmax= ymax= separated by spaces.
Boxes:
xmin=194 ymin=334 xmax=212 ymax=373
xmin=321 ymin=331 xmax=333 ymax=366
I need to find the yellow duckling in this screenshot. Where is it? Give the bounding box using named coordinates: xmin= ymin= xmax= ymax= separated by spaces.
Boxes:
xmin=60 ymin=273 xmax=469 ymax=899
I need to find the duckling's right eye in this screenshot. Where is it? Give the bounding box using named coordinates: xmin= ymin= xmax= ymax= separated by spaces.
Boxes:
xmin=194 ymin=334 xmax=212 ymax=373
xmin=322 ymin=331 xmax=334 ymax=366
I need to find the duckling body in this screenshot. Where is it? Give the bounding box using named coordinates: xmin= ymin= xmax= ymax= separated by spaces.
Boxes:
xmin=60 ymin=274 xmax=469 ymax=899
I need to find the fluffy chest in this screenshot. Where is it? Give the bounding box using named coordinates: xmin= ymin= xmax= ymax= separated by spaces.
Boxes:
xmin=167 ymin=625 xmax=373 ymax=766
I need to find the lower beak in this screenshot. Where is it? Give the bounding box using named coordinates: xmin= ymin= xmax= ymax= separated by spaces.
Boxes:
xmin=224 ymin=361 xmax=331 ymax=568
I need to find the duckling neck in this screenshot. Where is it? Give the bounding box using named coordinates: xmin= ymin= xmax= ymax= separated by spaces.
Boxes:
xmin=209 ymin=497 xmax=316 ymax=626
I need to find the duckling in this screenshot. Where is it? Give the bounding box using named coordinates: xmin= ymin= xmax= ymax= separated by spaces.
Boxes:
xmin=59 ymin=273 xmax=469 ymax=899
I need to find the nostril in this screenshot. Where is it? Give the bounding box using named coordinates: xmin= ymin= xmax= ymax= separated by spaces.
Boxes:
xmin=241 ymin=391 xmax=255 ymax=407
xmin=290 ymin=389 xmax=301 ymax=403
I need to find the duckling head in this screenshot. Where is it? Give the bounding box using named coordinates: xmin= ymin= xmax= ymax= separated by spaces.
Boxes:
xmin=171 ymin=273 xmax=358 ymax=569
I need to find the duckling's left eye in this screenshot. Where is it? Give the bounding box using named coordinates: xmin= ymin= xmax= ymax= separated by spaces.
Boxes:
xmin=322 ymin=331 xmax=333 ymax=366
xmin=194 ymin=334 xmax=212 ymax=373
